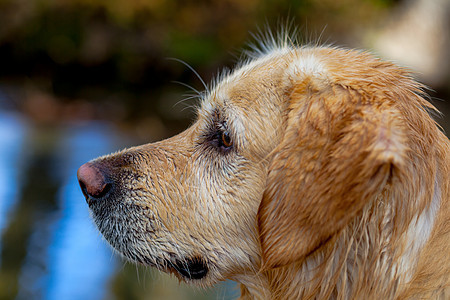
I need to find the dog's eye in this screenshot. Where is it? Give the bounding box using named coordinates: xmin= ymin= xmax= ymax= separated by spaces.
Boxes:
xmin=220 ymin=131 xmax=233 ymax=148
xmin=202 ymin=120 xmax=234 ymax=152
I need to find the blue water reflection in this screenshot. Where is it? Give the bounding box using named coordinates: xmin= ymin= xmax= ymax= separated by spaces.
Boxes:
xmin=0 ymin=111 xmax=26 ymax=260
xmin=0 ymin=111 xmax=123 ymax=300
xmin=43 ymin=123 xmax=122 ymax=300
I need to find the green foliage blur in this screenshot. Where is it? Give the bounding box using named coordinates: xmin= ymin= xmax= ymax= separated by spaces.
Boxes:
xmin=0 ymin=0 xmax=393 ymax=140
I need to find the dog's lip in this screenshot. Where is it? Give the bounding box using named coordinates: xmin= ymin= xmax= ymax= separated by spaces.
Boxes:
xmin=171 ymin=265 xmax=208 ymax=280
xmin=121 ymin=251 xmax=209 ymax=280
xmin=171 ymin=257 xmax=209 ymax=280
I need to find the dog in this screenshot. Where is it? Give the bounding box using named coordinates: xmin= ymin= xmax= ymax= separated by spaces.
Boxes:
xmin=77 ymin=36 xmax=450 ymax=299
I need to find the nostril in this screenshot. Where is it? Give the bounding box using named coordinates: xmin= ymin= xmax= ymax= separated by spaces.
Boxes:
xmin=96 ymin=182 xmax=111 ymax=198
xmin=77 ymin=163 xmax=112 ymax=202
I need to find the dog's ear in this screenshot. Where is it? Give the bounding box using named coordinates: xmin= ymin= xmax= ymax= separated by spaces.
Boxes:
xmin=258 ymin=79 xmax=407 ymax=269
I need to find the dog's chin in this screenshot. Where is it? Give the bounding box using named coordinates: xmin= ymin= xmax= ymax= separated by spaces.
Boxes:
xmin=114 ymin=246 xmax=210 ymax=282
xmin=86 ymin=200 xmax=213 ymax=283
xmin=115 ymin=245 xmax=212 ymax=284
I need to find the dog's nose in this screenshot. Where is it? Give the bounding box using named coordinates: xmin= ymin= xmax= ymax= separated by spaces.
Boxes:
xmin=77 ymin=163 xmax=111 ymax=202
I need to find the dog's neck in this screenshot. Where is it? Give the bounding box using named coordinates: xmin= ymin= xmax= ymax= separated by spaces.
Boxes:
xmin=237 ymin=180 xmax=446 ymax=300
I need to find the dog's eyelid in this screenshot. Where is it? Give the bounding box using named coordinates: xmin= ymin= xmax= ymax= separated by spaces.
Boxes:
xmin=217 ymin=121 xmax=227 ymax=130
xmin=215 ymin=121 xmax=234 ymax=150
xmin=198 ymin=116 xmax=236 ymax=153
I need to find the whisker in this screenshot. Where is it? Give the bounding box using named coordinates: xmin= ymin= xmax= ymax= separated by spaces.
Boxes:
xmin=316 ymin=24 xmax=328 ymax=47
xmin=172 ymin=80 xmax=203 ymax=97
xmin=167 ymin=57 xmax=209 ymax=94
xmin=173 ymin=95 xmax=201 ymax=113
xmin=135 ymin=263 xmax=141 ymax=285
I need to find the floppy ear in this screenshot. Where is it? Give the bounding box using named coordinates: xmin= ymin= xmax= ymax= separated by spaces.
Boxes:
xmin=257 ymin=80 xmax=406 ymax=269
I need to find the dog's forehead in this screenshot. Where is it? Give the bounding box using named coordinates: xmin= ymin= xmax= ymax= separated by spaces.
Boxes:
xmin=200 ymin=50 xmax=294 ymax=114
xmin=200 ymin=47 xmax=332 ymax=112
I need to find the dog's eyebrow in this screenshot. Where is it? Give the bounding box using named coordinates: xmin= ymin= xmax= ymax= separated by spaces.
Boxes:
xmin=211 ymin=107 xmax=224 ymax=122
xmin=200 ymin=88 xmax=247 ymax=143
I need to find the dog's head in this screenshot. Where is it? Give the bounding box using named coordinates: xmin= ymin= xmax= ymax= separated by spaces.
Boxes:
xmin=77 ymin=45 xmax=436 ymax=286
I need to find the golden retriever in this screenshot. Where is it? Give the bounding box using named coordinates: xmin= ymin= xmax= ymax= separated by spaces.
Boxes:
xmin=77 ymin=36 xmax=450 ymax=299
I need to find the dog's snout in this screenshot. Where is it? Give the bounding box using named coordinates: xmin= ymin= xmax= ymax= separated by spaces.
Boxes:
xmin=77 ymin=163 xmax=111 ymax=203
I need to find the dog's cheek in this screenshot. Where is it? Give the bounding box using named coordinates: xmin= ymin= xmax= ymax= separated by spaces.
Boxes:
xmin=188 ymin=156 xmax=267 ymax=275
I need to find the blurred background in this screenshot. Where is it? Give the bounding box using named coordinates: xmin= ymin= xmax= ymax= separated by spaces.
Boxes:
xmin=0 ymin=0 xmax=449 ymax=299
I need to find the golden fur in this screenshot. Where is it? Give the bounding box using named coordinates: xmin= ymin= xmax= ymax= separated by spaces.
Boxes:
xmin=78 ymin=40 xmax=450 ymax=299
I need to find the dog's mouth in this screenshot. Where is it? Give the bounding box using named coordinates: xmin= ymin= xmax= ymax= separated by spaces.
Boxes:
xmin=121 ymin=250 xmax=209 ymax=280
xmin=170 ymin=256 xmax=209 ymax=280
xmin=118 ymin=247 xmax=209 ymax=280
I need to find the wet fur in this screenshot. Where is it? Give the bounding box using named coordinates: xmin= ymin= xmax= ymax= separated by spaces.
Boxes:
xmin=84 ymin=37 xmax=450 ymax=299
